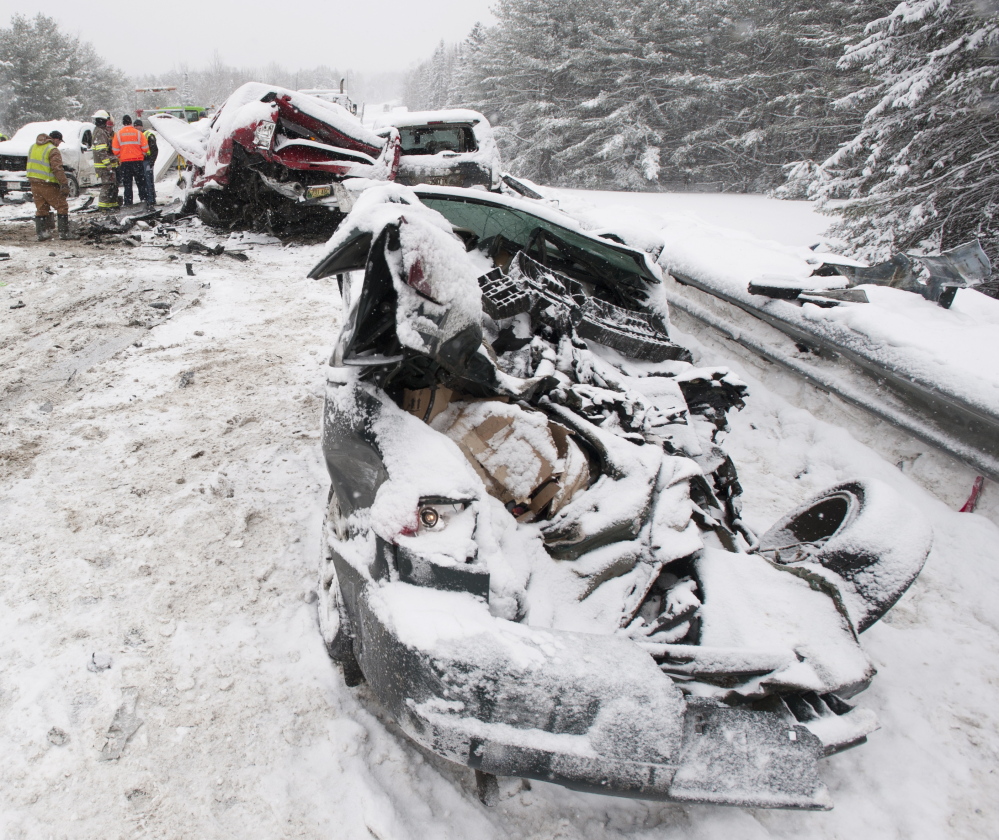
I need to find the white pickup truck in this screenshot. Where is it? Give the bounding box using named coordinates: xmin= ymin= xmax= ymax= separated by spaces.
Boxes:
xmin=0 ymin=120 xmax=99 ymax=200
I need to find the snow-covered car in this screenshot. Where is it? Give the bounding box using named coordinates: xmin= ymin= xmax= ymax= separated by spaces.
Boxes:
xmin=0 ymin=120 xmax=98 ymax=200
xmin=374 ymin=109 xmax=501 ymax=190
xmin=308 ymin=184 xmax=932 ymax=809
xmin=149 ymin=83 xmax=401 ymax=234
xmin=136 ymin=105 xmax=210 ymax=124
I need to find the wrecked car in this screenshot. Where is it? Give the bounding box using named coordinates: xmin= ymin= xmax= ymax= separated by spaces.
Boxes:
xmin=374 ymin=109 xmax=501 ymax=191
xmin=150 ymin=83 xmax=400 ymax=235
xmin=309 ymin=184 xmax=931 ymax=809
xmin=0 ymin=120 xmax=98 ymax=201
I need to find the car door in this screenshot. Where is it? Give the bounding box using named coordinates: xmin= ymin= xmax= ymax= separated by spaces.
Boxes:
xmin=77 ymin=127 xmax=97 ymax=187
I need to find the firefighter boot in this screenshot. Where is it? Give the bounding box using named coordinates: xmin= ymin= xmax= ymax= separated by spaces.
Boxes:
xmin=34 ymin=217 xmax=52 ymax=242
xmin=57 ymin=215 xmax=79 ymax=240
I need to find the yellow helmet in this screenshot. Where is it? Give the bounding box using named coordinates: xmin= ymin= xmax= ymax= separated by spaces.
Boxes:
xmin=92 ymin=109 xmax=111 ymax=120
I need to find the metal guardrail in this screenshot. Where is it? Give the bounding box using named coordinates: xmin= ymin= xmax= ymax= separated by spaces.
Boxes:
xmin=666 ymin=272 xmax=999 ymax=483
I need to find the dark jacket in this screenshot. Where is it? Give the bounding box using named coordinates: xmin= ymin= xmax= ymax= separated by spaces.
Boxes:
xmin=144 ymin=130 xmax=158 ymax=164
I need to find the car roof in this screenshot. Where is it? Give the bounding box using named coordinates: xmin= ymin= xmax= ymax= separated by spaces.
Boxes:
xmin=373 ymin=109 xmax=488 ymax=130
xmin=0 ymin=121 xmax=91 ymax=155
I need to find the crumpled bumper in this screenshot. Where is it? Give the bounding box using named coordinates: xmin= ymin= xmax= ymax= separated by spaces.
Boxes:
xmin=333 ymin=548 xmax=832 ymax=809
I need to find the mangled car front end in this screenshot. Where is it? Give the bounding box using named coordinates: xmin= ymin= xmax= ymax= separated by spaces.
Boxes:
xmin=310 ymin=184 xmax=931 ymax=809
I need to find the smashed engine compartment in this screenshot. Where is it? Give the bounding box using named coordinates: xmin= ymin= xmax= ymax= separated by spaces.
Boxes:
xmin=309 ymin=184 xmax=932 ymax=809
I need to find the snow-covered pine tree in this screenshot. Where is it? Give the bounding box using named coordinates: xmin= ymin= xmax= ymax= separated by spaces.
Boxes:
xmin=668 ymin=0 xmax=894 ymax=192
xmin=0 ymin=14 xmax=127 ymax=129
xmin=814 ymin=0 xmax=999 ymax=264
xmin=403 ymin=41 xmax=465 ymax=111
xmin=460 ymin=0 xmax=600 ymax=184
xmin=435 ymin=0 xmax=893 ymax=191
xmin=540 ymin=0 xmax=703 ymax=189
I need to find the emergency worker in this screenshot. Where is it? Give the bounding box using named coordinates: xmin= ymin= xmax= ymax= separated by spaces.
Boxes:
xmin=135 ymin=118 xmax=157 ymax=208
xmin=0 ymin=131 xmax=9 ymax=142
xmin=26 ymin=130 xmax=78 ymax=241
xmin=112 ymin=115 xmax=149 ymax=207
xmin=92 ymin=110 xmax=120 ymax=212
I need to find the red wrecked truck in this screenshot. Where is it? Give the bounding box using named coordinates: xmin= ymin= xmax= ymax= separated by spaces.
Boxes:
xmin=151 ymin=82 xmax=400 ymax=235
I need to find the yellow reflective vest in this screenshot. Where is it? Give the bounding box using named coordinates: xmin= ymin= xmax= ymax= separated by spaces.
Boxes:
xmin=26 ymin=142 xmax=58 ymax=183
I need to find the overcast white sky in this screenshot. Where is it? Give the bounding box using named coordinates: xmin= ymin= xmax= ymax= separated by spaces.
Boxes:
xmin=10 ymin=2 xmax=495 ymax=76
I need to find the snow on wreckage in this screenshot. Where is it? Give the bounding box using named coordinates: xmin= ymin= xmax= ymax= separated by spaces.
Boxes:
xmin=149 ymin=83 xmax=401 ymax=236
xmin=306 ymin=183 xmax=932 ymax=809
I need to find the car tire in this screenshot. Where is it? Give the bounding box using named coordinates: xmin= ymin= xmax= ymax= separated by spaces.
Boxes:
xmin=318 ymin=492 xmax=365 ymax=685
xmin=757 ymin=479 xmax=932 ymax=632
xmin=66 ymin=173 xmax=80 ymax=198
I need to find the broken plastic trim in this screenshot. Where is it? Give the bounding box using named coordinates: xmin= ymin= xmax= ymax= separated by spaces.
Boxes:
xmin=479 ymin=252 xmax=690 ymax=363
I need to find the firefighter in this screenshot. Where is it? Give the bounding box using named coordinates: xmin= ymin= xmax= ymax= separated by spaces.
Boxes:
xmin=112 ymin=115 xmax=149 ymax=207
xmin=92 ymin=110 xmax=120 ymax=212
xmin=134 ymin=118 xmax=157 ymax=208
xmin=26 ymin=130 xmax=78 ymax=241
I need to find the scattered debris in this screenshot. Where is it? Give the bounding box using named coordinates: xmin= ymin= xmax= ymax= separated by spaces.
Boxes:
xmin=47 ymin=727 xmax=69 ymax=746
xmin=751 ymin=241 xmax=992 ymax=309
xmin=799 ymin=288 xmax=870 ymax=306
xmin=210 ymin=475 xmax=235 ymax=498
xmin=186 ymin=263 xmax=195 ymax=276
xmin=179 ymin=240 xmax=221 ymax=256
xmin=99 ymin=687 xmax=142 ymax=761
xmin=826 ymin=240 xmax=993 ymax=309
xmin=87 ymin=652 xmax=113 ymax=672
xmin=961 ymin=476 xmax=986 ymax=513
xmin=10 ymin=300 xmax=25 ymax=309
xmin=75 ymin=199 xmax=192 ymax=244
xmin=178 ymin=370 xmax=195 ymax=388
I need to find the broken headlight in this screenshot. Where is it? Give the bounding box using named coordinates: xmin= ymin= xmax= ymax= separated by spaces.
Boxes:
xmin=405 ymin=498 xmax=474 ymax=538
xmin=395 ymin=498 xmax=488 ymax=599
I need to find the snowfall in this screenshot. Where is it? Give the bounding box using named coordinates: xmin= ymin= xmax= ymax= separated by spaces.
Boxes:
xmin=1 ymin=181 xmax=997 ymax=840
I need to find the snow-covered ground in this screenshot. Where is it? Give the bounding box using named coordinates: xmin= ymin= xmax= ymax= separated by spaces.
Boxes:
xmin=551 ymin=188 xmax=833 ymax=248
xmin=1 ymin=188 xmax=997 ymax=838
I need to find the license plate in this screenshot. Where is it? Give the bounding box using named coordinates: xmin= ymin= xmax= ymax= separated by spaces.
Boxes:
xmin=306 ymin=185 xmax=332 ymax=200
xmin=421 ymin=175 xmax=464 ymax=187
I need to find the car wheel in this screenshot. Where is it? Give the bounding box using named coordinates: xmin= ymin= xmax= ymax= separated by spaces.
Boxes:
xmin=757 ymin=479 xmax=932 ymax=632
xmin=66 ymin=174 xmax=80 ymax=198
xmin=318 ymin=492 xmax=364 ymax=685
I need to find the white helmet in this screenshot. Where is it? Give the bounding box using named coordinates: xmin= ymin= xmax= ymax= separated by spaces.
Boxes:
xmin=92 ymin=109 xmax=110 ymax=120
